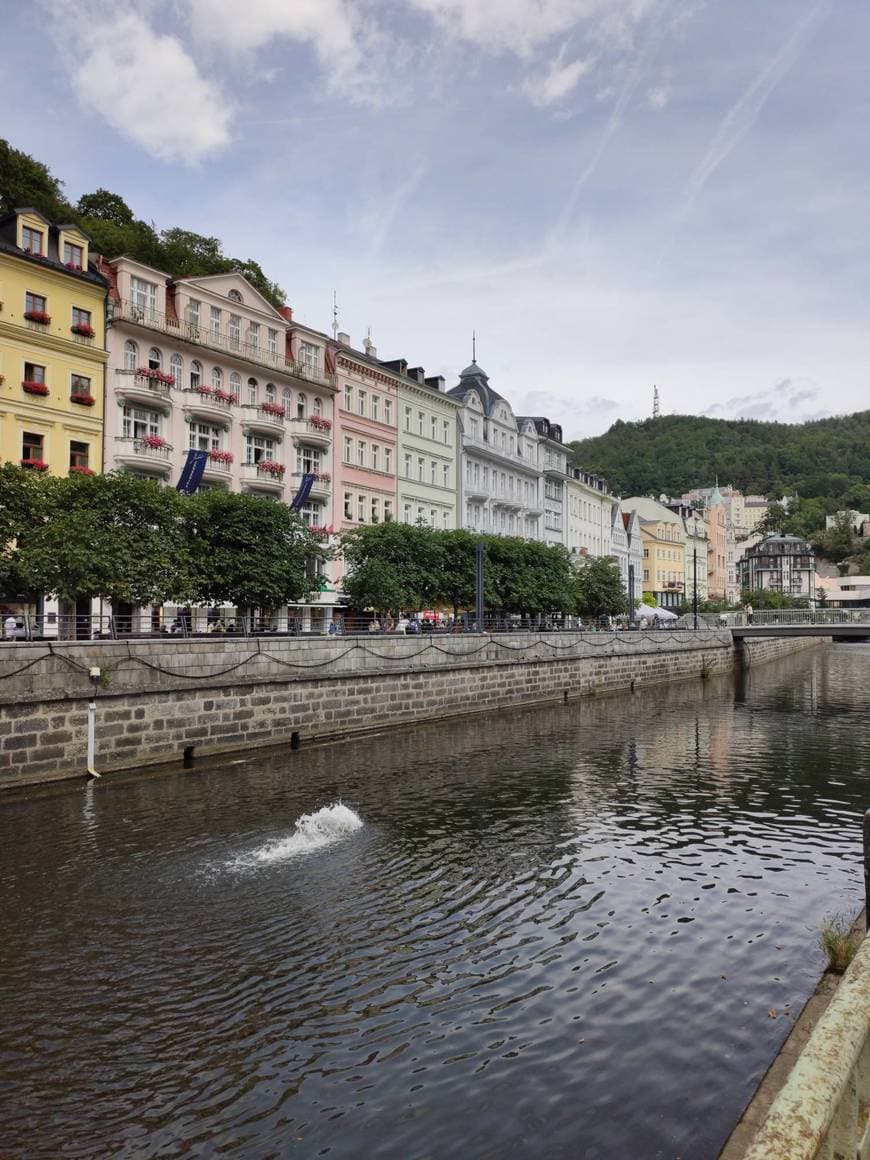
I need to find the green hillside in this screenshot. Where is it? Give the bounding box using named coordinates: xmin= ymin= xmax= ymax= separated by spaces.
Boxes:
xmin=569 ymin=412 xmax=870 ymax=504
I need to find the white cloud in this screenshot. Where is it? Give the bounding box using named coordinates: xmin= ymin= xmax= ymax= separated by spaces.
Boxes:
xmin=52 ymin=7 xmax=231 ymax=164
xmin=522 ymin=54 xmax=593 ymax=107
xmin=646 ymin=84 xmax=670 ymax=108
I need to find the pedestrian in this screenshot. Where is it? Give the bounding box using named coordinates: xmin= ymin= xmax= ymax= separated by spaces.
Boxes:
xmin=368 ymin=617 xmax=381 ymax=633
xmin=745 ymin=602 xmax=753 ymax=625
xmin=397 ymin=614 xmax=409 ymax=635
xmin=4 ymin=612 xmax=17 ymax=641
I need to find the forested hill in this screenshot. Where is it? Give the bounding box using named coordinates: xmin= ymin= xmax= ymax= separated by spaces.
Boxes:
xmin=568 ymin=411 xmax=870 ymax=501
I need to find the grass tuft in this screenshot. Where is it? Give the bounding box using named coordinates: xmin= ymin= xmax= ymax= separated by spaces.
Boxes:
xmin=820 ymin=915 xmax=861 ymax=974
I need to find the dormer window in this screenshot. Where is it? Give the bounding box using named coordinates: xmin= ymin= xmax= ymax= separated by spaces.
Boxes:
xmin=63 ymin=241 xmax=84 ymax=268
xmin=22 ymin=226 xmax=44 ymax=255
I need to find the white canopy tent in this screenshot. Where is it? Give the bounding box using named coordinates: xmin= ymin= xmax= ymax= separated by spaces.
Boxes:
xmin=634 ymin=604 xmax=678 ymax=622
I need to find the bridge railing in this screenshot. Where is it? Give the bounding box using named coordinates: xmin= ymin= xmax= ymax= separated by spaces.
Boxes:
xmin=724 ymin=609 xmax=870 ymax=627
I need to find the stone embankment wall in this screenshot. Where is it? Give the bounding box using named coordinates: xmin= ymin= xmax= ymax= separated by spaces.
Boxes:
xmin=0 ymin=631 xmax=825 ymax=789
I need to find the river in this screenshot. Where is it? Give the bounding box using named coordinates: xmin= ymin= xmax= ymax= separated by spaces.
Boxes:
xmin=1 ymin=644 xmax=869 ymax=1159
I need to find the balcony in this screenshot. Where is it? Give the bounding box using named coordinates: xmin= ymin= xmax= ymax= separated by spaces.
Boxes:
xmin=240 ymin=403 xmax=285 ymax=436
xmin=115 ymin=370 xmax=173 ymax=411
xmin=287 ymin=417 xmax=332 ymax=448
xmin=291 ymin=471 xmax=331 ymax=500
xmin=110 ymin=298 xmax=336 ymax=385
xmin=240 ymin=461 xmax=286 ymax=495
xmin=113 ymin=436 xmax=173 ymax=475
xmin=201 ymin=453 xmax=234 ymax=483
xmin=181 ymin=388 xmax=234 ymax=425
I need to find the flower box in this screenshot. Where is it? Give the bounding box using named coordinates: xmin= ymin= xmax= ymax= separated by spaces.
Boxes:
xmin=141 ymin=435 xmax=168 ymax=449
xmin=213 ymin=389 xmax=238 ymax=404
xmin=308 ymin=525 xmax=333 ymax=538
xmin=314 ymin=472 xmax=331 ymax=482
xmin=256 ymin=460 xmax=285 ymax=476
xmin=22 ymin=380 xmax=49 ymax=396
xmin=262 ymin=402 xmax=286 ymax=418
xmin=70 ymin=392 xmax=96 ymax=406
xmin=24 ymin=310 xmax=51 ymax=324
xmin=309 ymin=416 xmax=332 ymax=431
xmin=69 ymin=465 xmax=95 ymax=475
xmin=21 ymin=459 xmax=49 ymax=471
xmin=70 ymin=323 xmax=95 ymax=337
xmin=209 ymin=449 xmax=234 ymax=464
xmin=65 ymin=263 xmax=84 ymax=272
xmin=136 ymin=367 xmax=175 ymax=386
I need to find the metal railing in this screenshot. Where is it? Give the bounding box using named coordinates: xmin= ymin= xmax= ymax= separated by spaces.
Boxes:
xmin=728 ymin=609 xmax=870 ymax=627
xmin=111 ymin=299 xmax=336 ymax=386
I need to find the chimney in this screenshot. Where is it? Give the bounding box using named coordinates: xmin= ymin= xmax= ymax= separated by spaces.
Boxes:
xmin=363 ymin=335 xmax=377 ymax=359
xmin=407 ymin=366 xmax=426 ymax=384
xmin=424 ymin=375 xmax=445 ymax=392
xmin=337 ymin=331 xmax=350 ymax=346
xmin=279 ymin=306 xmax=293 ymax=322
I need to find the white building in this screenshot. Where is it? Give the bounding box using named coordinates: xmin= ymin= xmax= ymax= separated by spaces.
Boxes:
xmin=565 ymin=469 xmax=614 ymax=559
xmin=518 ymin=416 xmax=569 ymax=546
xmin=610 ymin=505 xmax=644 ymax=606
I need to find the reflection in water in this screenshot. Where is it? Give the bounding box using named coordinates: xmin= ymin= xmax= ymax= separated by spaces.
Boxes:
xmin=1 ymin=645 xmax=869 ymax=1160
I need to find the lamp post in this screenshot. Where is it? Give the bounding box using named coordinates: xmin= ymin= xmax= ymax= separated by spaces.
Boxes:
xmin=628 ymin=563 xmax=635 ymax=628
xmin=475 ymin=541 xmax=485 ymax=632
xmin=693 ymin=547 xmax=698 ymax=631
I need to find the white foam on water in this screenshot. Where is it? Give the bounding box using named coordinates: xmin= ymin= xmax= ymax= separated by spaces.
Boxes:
xmin=233 ymin=803 xmax=364 ymax=867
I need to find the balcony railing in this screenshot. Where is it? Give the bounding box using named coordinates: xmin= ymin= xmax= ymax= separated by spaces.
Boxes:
xmin=116 ymin=369 xmax=172 ymax=399
xmin=114 ymin=436 xmax=173 ymax=462
xmin=111 ymin=298 xmax=335 ymax=386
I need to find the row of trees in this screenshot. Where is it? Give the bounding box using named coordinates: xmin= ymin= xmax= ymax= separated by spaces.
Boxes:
xmin=0 ymin=140 xmax=285 ymax=308
xmin=0 ymin=466 xmax=323 ymax=609
xmin=341 ymin=523 xmax=629 ymax=619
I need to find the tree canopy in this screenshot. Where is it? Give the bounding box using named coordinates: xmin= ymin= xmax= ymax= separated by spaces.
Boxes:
xmin=0 ymin=140 xmax=286 ymax=308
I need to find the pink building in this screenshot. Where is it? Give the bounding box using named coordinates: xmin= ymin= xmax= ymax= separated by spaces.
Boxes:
xmin=102 ymin=258 xmax=338 ymax=627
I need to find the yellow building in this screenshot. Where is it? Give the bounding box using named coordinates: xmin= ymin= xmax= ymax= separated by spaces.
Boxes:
xmin=0 ymin=208 xmax=108 ymax=476
xmin=623 ymin=496 xmax=687 ymax=610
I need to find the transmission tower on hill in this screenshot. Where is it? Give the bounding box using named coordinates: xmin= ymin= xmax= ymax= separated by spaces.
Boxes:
xmin=652 ymin=385 xmax=660 ymax=419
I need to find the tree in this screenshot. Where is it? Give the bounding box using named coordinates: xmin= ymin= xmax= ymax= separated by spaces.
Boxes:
xmin=0 ymin=464 xmax=54 ymax=595
xmin=183 ymin=489 xmax=321 ymax=610
xmin=575 ymin=557 xmax=628 ymax=618
xmin=341 ymin=522 xmax=443 ymax=612
xmin=76 ymin=189 xmax=134 ymax=225
xmin=438 ymin=529 xmax=478 ymax=618
xmin=18 ymin=473 xmax=192 ymax=605
xmin=641 ymin=592 xmax=658 ymax=607
xmin=0 ymin=139 xmax=72 ymax=219
xmin=814 ymin=513 xmax=856 ymax=564
xmin=484 ymin=538 xmax=576 ymax=615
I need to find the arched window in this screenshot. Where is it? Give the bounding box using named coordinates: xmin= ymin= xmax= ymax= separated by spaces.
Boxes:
xmin=282 ymin=386 xmax=291 ymax=412
xmin=124 ymin=339 xmax=138 ymax=371
xmin=229 ymin=372 xmax=241 ymax=400
xmin=148 ymin=346 xmax=161 ymax=370
xmin=170 ymin=353 xmax=183 ymax=386
xmin=247 ymin=377 xmax=258 ymax=405
xmin=265 ymin=382 xmax=276 ymax=403
xmin=296 ymin=392 xmax=306 ymax=420
xmin=212 ymin=366 xmax=223 ymax=390
xmin=190 ymin=360 xmax=202 ymax=390
xmin=228 ymin=288 xmax=242 ymax=303
xmin=313 ymin=396 xmax=322 ymax=415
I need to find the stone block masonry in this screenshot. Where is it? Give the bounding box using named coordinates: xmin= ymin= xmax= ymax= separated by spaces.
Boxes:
xmin=0 ymin=631 xmax=826 ymax=789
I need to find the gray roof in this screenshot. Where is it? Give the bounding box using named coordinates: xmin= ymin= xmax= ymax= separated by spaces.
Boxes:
xmin=447 ymin=360 xmax=511 ymax=416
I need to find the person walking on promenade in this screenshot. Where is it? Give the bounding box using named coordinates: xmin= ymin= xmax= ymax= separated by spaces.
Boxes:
xmin=745 ymin=602 xmax=754 ymax=625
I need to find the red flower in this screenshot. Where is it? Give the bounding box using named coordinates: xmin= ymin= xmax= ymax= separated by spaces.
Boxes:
xmin=24 ymin=310 xmax=51 ymax=324
xmin=70 ymin=323 xmax=95 ymax=337
xmin=261 ymin=402 xmax=286 ymax=418
xmin=309 ymin=415 xmax=332 ymax=431
xmin=141 ymin=435 xmax=168 ymax=449
xmin=209 ymin=449 xmax=234 ymax=464
xmin=22 ymin=380 xmax=49 ymax=396
xmin=69 ymin=465 xmax=95 ymax=475
xmin=70 ymin=392 xmax=96 ymax=406
xmin=256 ymin=459 xmax=285 ymax=476
xmin=20 ymin=459 xmax=49 ymax=471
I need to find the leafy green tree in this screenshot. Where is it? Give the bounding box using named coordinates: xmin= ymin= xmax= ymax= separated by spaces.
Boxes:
xmin=76 ymin=189 xmax=134 ymax=225
xmin=438 ymin=529 xmax=478 ymax=618
xmin=575 ymin=557 xmax=628 ymax=617
xmin=814 ymin=513 xmax=856 ymax=563
xmin=341 ymin=522 xmax=443 ymax=612
xmin=0 ymin=464 xmax=54 ymax=594
xmin=641 ymin=592 xmax=658 ymax=607
xmin=18 ymin=473 xmax=191 ymax=605
xmin=184 ymin=489 xmax=320 ymax=610
xmin=0 ymin=139 xmax=72 ymax=219
xmin=484 ymin=538 xmax=576 ymax=615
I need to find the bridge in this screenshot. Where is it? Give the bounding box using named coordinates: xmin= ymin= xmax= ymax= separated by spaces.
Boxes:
xmin=724 ymin=609 xmax=870 ymax=640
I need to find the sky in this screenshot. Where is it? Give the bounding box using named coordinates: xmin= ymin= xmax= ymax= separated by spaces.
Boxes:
xmin=3 ymin=0 xmax=868 ymax=438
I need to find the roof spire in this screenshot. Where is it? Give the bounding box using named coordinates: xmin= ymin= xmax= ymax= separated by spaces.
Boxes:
xmin=332 ymin=290 xmax=339 ymax=341
xmin=472 ymin=329 xmax=477 ymax=364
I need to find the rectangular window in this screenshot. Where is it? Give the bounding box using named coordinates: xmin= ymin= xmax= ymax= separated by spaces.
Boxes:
xmin=343 ymin=436 xmax=352 ymax=464
xmin=247 ymin=322 xmax=260 ymax=348
xmin=431 ymin=461 xmax=437 ymax=484
xmin=442 ymin=510 xmax=449 ymax=529
xmin=344 ymin=384 xmax=352 ymax=410
xmin=187 ymin=299 xmax=201 ymax=327
xmin=267 ymin=328 xmax=278 ymax=355
xmin=371 ymin=395 xmax=379 ymax=422
xmin=63 ymin=241 xmax=84 ymax=267
xmin=25 ymin=291 xmax=47 ymax=315
xmin=443 ymin=420 xmax=450 ymax=444
xmin=24 ymin=362 xmax=46 ymax=383
xmin=404 ymin=453 xmax=412 ymax=479
xmin=22 ymin=226 xmax=44 ymax=255
xmin=371 ymin=444 xmax=379 ymax=471
xmin=70 ymin=373 xmax=91 ymax=395
xmin=418 ymin=457 xmax=425 ymax=481
xmin=443 ymin=464 xmax=449 ymax=488
xmin=344 ymin=492 xmax=353 ymax=520
xmin=358 ymin=389 xmax=366 ymax=416
xmin=371 ymin=498 xmax=380 ymax=524
xmin=246 ymin=379 xmax=257 ymax=405
xmin=69 ymin=440 xmax=89 ymax=469
xmin=22 ymin=431 xmax=44 ymax=462
xmin=404 ymin=406 xmax=412 ymax=432
xmin=228 ymin=314 xmax=241 ymax=349
xmin=431 ymin=417 xmax=437 ymax=440
xmin=297 ymin=446 xmax=322 ymax=473
xmin=357 ymin=440 xmax=366 ymax=466
xmin=72 ymin=306 xmax=91 ymax=329
xmin=131 ymin=277 xmax=157 ymax=318
xmin=210 ymin=306 xmax=221 ymax=335
xmin=122 ymin=405 xmax=160 ymax=440
xmin=384 ymin=500 xmax=393 ymax=522
xmin=418 ymin=411 xmax=425 ymax=435
xmin=244 ymin=433 xmax=276 ymax=462
xmin=430 ymin=509 xmax=437 ymax=526
xmin=189 ymin=421 xmax=221 ymax=452
xmin=404 ymin=504 xmax=411 ymax=524
xmin=384 ymin=448 xmax=392 ymax=474
xmin=384 ymin=399 xmax=392 ymax=425
xmin=300 ymin=342 xmax=318 ymax=371
xmin=357 ymin=495 xmax=366 ymax=523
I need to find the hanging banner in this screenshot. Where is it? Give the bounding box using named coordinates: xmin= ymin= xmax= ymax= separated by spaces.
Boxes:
xmin=176 ymin=449 xmax=209 ymax=495
xmin=290 ymin=472 xmax=316 ymax=511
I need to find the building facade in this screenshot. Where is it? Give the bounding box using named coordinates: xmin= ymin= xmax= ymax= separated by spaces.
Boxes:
xmin=665 ymin=501 xmax=709 ymax=603
xmin=566 ymin=469 xmax=615 ymax=560
xmin=738 ymin=534 xmax=816 ymax=600
xmin=521 ymin=418 xmax=569 ymax=546
xmin=448 ymin=361 xmax=544 ymax=539
xmin=0 ymin=208 xmax=108 ymax=478
xmin=624 ymin=496 xmax=687 ymax=609
xmin=608 ymin=504 xmax=644 ymax=606
xmin=389 ymin=359 xmax=460 ymax=529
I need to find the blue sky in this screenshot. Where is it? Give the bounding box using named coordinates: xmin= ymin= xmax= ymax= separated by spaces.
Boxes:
xmin=4 ymin=0 xmax=868 ymax=437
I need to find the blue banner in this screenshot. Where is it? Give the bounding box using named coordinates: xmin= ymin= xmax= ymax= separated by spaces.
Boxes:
xmin=290 ymin=472 xmax=316 ymax=511
xmin=176 ymin=449 xmax=209 ymax=495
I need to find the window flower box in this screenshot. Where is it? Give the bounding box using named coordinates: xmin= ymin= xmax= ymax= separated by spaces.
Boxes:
xmin=256 ymin=460 xmax=285 ymax=476
xmin=70 ymin=392 xmax=96 ymax=406
xmin=262 ymin=402 xmax=286 ymax=418
xmin=65 ymin=263 xmax=84 ymax=272
xmin=309 ymin=415 xmax=332 ymax=431
xmin=213 ymin=389 xmax=238 ymax=404
xmin=69 ymin=465 xmax=94 ymax=475
xmin=24 ymin=310 xmax=51 ymax=324
xmin=308 ymin=525 xmax=333 ymax=538
xmin=141 ymin=435 xmax=168 ymax=449
xmin=22 ymin=380 xmax=49 ymax=396
xmin=314 ymin=472 xmax=331 ymax=482
xmin=209 ymin=449 xmax=234 ymax=464
xmin=136 ymin=367 xmax=175 ymax=386
xmin=21 ymin=459 xmax=49 ymax=471
xmin=70 ymin=323 xmax=95 ymax=337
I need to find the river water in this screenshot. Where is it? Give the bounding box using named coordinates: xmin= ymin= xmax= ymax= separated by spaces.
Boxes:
xmin=2 ymin=644 xmax=869 ymax=1159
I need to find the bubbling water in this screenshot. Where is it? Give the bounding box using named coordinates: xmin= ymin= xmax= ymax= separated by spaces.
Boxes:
xmin=243 ymin=803 xmax=363 ymax=865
